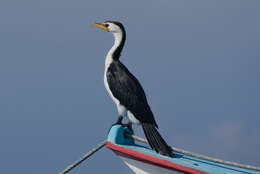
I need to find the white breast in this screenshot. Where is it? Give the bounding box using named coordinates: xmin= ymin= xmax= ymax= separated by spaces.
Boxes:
xmin=104 ymin=31 xmax=122 ymax=105
xmin=104 ymin=63 xmax=128 ymax=117
xmin=103 ymin=30 xmax=128 ymax=117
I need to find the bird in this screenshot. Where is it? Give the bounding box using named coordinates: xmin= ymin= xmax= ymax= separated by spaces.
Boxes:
xmin=93 ymin=21 xmax=173 ymax=157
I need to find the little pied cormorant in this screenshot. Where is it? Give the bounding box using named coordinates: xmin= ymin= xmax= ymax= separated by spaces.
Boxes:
xmin=93 ymin=21 xmax=173 ymax=157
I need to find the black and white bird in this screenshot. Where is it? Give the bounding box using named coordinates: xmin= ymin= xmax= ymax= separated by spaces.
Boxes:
xmin=93 ymin=21 xmax=173 ymax=157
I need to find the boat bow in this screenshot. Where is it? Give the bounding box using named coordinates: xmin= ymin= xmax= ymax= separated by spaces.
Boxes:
xmin=106 ymin=125 xmax=260 ymax=174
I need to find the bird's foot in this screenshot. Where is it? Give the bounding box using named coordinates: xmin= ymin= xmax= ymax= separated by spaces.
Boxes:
xmin=122 ymin=122 xmax=133 ymax=132
xmin=109 ymin=117 xmax=133 ymax=133
xmin=112 ymin=115 xmax=123 ymax=126
xmin=108 ymin=116 xmax=124 ymax=134
xmin=116 ymin=122 xmax=133 ymax=134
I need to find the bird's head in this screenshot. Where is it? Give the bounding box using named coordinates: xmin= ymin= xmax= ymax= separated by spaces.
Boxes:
xmin=92 ymin=21 xmax=125 ymax=34
xmin=93 ymin=21 xmax=126 ymax=59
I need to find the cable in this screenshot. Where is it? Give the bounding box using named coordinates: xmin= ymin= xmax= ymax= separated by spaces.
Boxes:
xmin=59 ymin=140 xmax=106 ymax=174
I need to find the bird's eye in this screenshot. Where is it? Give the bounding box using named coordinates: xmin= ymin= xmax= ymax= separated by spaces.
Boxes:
xmin=104 ymin=24 xmax=109 ymax=27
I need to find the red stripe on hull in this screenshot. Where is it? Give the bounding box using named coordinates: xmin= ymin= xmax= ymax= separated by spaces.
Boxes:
xmin=106 ymin=142 xmax=208 ymax=174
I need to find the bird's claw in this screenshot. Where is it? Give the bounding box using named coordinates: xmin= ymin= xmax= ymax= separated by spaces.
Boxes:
xmin=112 ymin=115 xmax=123 ymax=126
xmin=109 ymin=116 xmax=133 ymax=133
xmin=122 ymin=122 xmax=133 ymax=132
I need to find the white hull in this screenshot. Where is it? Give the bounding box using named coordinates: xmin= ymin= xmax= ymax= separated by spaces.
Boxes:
xmin=120 ymin=156 xmax=184 ymax=174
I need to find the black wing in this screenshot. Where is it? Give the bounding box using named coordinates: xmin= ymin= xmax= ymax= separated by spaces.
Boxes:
xmin=107 ymin=61 xmax=158 ymax=127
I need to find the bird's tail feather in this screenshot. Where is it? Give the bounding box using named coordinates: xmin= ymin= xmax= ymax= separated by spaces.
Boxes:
xmin=142 ymin=123 xmax=173 ymax=157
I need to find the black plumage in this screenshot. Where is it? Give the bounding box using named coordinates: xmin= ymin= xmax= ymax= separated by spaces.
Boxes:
xmin=106 ymin=61 xmax=157 ymax=126
xmin=106 ymin=60 xmax=172 ymax=157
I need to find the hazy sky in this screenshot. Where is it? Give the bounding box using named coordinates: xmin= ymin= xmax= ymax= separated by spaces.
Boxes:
xmin=0 ymin=0 xmax=259 ymax=173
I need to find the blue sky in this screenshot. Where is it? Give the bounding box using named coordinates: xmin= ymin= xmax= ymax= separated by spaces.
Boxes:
xmin=0 ymin=0 xmax=259 ymax=173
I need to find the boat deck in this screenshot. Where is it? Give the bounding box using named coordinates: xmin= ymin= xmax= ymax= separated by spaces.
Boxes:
xmin=106 ymin=125 xmax=260 ymax=174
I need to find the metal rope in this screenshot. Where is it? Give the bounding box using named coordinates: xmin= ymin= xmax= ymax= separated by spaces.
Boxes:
xmin=59 ymin=140 xmax=106 ymax=174
xmin=125 ymin=133 xmax=260 ymax=171
xmin=59 ymin=134 xmax=260 ymax=173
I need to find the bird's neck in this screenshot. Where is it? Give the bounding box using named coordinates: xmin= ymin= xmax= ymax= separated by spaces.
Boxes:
xmin=106 ymin=32 xmax=125 ymax=66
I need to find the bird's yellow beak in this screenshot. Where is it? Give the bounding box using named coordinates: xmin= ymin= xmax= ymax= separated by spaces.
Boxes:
xmin=92 ymin=23 xmax=110 ymax=32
